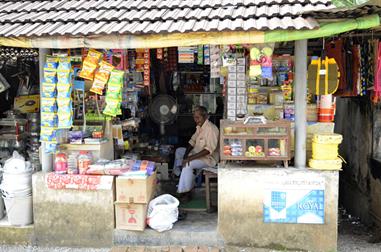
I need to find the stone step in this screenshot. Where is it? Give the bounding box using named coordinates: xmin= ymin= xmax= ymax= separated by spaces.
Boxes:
xmin=111 ymin=246 xmax=222 ymax=252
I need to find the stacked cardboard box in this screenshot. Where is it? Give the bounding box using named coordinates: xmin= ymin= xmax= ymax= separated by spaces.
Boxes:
xmin=227 ymin=58 xmax=247 ymax=121
xmin=115 ymin=172 xmax=156 ymax=231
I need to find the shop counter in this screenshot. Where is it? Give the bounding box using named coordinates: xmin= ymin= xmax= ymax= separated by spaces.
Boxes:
xmin=218 ymin=163 xmax=339 ymax=252
xmin=32 ymin=172 xmax=115 ymax=247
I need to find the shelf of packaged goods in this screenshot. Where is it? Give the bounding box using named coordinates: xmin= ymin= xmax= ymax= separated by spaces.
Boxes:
xmin=222 ymin=135 xmax=289 ymax=139
xmin=183 ymin=92 xmax=222 ymax=95
xmin=220 ymin=155 xmax=288 ymax=160
xmin=59 ymin=140 xmax=114 ymax=160
xmin=0 ymin=132 xmax=29 ymax=140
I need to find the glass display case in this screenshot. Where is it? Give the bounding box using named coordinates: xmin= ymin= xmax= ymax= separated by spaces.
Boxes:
xmin=220 ymin=119 xmax=291 ymax=167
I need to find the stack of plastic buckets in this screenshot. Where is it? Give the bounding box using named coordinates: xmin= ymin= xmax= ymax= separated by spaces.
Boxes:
xmin=309 ymin=133 xmax=343 ymax=170
xmin=0 ymin=152 xmax=33 ymax=226
xmin=0 ymin=170 xmax=4 ymax=220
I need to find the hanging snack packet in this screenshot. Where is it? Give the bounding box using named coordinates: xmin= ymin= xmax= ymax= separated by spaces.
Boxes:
xmin=42 ymin=83 xmax=56 ymax=98
xmin=40 ymin=127 xmax=57 ymax=142
xmin=79 ymin=49 xmax=103 ymax=80
xmin=57 ymin=84 xmax=72 ymax=98
xmin=103 ymin=98 xmax=120 ymax=117
xmin=44 ymin=56 xmax=59 ymax=70
xmin=90 ymin=61 xmax=115 ymax=95
xmin=41 ymin=98 xmax=57 ymax=113
xmin=41 ymin=112 xmax=58 ymax=127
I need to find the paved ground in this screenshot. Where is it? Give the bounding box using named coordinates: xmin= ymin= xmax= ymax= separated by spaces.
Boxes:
xmin=1 ymin=209 xmax=380 ymax=252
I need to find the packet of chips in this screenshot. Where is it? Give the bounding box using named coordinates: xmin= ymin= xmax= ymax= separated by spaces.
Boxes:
xmin=41 ymin=98 xmax=57 ymax=113
xmin=79 ymin=49 xmax=103 ymax=80
xmin=42 ymin=83 xmax=56 ymax=98
xmin=103 ymin=98 xmax=121 ymax=117
xmin=90 ymin=61 xmax=115 ymax=95
xmin=41 ymin=112 xmax=57 ymax=127
xmin=44 ymin=142 xmax=57 ymax=153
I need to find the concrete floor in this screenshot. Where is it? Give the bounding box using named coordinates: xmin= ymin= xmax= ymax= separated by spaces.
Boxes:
xmin=0 ymin=213 xmax=381 ymax=251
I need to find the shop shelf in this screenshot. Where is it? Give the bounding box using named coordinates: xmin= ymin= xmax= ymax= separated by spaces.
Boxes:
xmin=220 ymin=119 xmax=291 ymax=167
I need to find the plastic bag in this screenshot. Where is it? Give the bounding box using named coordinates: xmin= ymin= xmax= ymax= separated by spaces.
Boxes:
xmin=2 ymin=151 xmax=32 ymax=174
xmin=147 ymin=194 xmax=179 ymax=232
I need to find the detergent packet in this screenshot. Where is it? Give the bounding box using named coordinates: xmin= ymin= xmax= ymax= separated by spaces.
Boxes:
xmin=57 ymin=111 xmax=73 ymax=128
xmin=44 ymin=56 xmax=59 ymax=70
xmin=57 ymin=57 xmax=71 ymax=72
xmin=90 ymin=61 xmax=115 ymax=95
xmin=57 ymin=71 xmax=71 ymax=84
xmin=79 ymin=49 xmax=103 ymax=80
xmin=41 ymin=98 xmax=57 ymax=113
xmin=41 ymin=83 xmax=57 ymax=98
xmin=57 ymin=98 xmax=72 ymax=112
xmin=57 ymin=84 xmax=72 ymax=98
xmin=44 ymin=70 xmax=57 ymax=83
xmin=41 ymin=112 xmax=58 ymax=127
xmin=40 ymin=127 xmax=57 ymax=143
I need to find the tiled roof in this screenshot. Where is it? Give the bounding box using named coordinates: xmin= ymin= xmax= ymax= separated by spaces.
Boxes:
xmin=0 ymin=0 xmax=337 ymax=37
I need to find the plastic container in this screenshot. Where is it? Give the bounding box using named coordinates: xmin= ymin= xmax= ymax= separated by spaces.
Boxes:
xmin=3 ymin=194 xmax=33 ymax=226
xmin=54 ymin=152 xmax=68 ymax=174
xmin=78 ymin=151 xmax=91 ymax=175
xmin=67 ymin=153 xmax=79 ymax=175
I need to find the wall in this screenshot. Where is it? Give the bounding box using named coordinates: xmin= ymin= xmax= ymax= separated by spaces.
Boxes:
xmin=218 ymin=166 xmax=339 ymax=252
xmin=335 ymin=97 xmax=381 ymax=225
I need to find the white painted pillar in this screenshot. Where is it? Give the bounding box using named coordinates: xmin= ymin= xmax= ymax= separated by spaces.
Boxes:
xmin=294 ymin=40 xmax=308 ymax=168
xmin=39 ymin=48 xmax=53 ymax=172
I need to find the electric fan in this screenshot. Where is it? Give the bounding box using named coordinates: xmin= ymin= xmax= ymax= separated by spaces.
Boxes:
xmin=149 ymin=95 xmax=178 ymax=135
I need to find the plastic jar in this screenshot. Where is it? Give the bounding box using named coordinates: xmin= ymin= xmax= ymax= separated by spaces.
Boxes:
xmin=78 ymin=151 xmax=91 ymax=175
xmin=67 ymin=153 xmax=79 ymax=175
xmin=54 ymin=152 xmax=68 ymax=174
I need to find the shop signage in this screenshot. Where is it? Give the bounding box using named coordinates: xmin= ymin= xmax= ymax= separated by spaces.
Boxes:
xmin=263 ymin=175 xmax=325 ymax=224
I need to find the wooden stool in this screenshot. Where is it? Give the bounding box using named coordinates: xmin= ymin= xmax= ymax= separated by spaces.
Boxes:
xmin=203 ymin=168 xmax=218 ymax=212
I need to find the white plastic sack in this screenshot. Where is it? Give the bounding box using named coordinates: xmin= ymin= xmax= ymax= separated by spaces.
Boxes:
xmin=2 ymin=151 xmax=32 ymax=174
xmin=147 ymin=194 xmax=179 ymax=232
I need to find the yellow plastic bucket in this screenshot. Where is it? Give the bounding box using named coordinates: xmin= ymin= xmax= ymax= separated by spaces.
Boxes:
xmin=312 ymin=141 xmax=339 ymax=160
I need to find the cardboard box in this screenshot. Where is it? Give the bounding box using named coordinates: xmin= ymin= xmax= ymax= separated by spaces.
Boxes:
xmin=228 ymin=95 xmax=237 ymax=103
xmin=237 ymin=88 xmax=246 ymax=95
xmin=237 ymin=80 xmax=246 ymax=87
xmin=228 ymin=80 xmax=237 ymax=87
xmin=236 ymin=95 xmax=246 ymax=103
xmin=228 ymin=65 xmax=237 ymax=72
xmin=237 ymin=73 xmax=246 ymax=81
xmin=237 ymin=65 xmax=246 ymax=73
xmin=227 ymin=102 xmax=236 ymax=109
xmin=227 ymin=109 xmax=236 ymax=117
xmin=115 ymin=202 xmax=148 ymax=231
xmin=116 ymin=172 xmax=156 ymax=204
xmin=228 ymin=88 xmax=236 ymax=95
xmin=237 ymin=58 xmax=246 ymax=66
xmin=228 ymin=73 xmax=237 ymax=80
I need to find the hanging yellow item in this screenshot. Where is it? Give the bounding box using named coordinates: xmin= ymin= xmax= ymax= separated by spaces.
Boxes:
xmin=307 ymin=57 xmax=339 ymax=95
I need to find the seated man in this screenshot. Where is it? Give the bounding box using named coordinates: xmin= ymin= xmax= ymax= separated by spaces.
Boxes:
xmin=176 ymin=106 xmax=219 ymax=198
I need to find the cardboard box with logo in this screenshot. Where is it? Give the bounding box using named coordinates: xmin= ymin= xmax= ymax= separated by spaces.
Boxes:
xmin=114 ymin=172 xmax=156 ymax=231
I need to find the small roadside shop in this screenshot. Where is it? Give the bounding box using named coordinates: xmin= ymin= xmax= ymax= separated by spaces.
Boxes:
xmin=0 ymin=1 xmax=380 ymax=251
